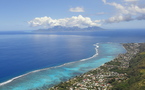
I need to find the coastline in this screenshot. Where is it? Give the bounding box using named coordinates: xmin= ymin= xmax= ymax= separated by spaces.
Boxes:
xmin=49 ymin=43 xmax=142 ymax=90
xmin=1 ymin=43 xmax=114 ymax=90
xmin=0 ymin=43 xmax=99 ymax=87
xmin=0 ymin=43 xmax=125 ymax=90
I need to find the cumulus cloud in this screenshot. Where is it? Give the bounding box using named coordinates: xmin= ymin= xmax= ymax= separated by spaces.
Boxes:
xmin=28 ymin=15 xmax=101 ymax=28
xmin=101 ymin=0 xmax=145 ymax=23
xmin=69 ymin=7 xmax=84 ymax=12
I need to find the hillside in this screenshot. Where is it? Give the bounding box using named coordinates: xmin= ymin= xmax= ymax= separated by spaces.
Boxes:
xmin=48 ymin=43 xmax=145 ymax=90
xmin=111 ymin=43 xmax=145 ymax=90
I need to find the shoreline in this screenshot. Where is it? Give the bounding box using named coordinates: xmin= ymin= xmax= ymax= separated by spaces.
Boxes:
xmin=0 ymin=43 xmax=100 ymax=87
xmin=49 ymin=43 xmax=141 ymax=90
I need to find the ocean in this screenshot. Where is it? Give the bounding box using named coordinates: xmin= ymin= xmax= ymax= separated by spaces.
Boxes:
xmin=0 ymin=29 xmax=145 ymax=90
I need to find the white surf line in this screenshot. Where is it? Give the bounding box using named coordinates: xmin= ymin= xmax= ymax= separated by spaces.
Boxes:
xmin=0 ymin=43 xmax=99 ymax=86
xmin=80 ymin=43 xmax=99 ymax=61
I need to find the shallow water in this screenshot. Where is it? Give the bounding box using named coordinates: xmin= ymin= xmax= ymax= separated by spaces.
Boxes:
xmin=0 ymin=29 xmax=145 ymax=90
xmin=0 ymin=43 xmax=126 ymax=90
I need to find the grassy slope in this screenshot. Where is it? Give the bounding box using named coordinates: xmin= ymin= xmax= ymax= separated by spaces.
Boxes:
xmin=112 ymin=52 xmax=145 ymax=90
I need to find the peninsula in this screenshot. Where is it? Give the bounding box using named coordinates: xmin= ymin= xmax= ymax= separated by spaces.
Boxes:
xmin=48 ymin=43 xmax=145 ymax=90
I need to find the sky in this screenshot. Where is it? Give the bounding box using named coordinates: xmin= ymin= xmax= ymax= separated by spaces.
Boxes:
xmin=0 ymin=0 xmax=145 ymax=30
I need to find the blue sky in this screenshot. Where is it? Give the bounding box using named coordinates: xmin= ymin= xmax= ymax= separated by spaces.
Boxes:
xmin=0 ymin=0 xmax=145 ymax=30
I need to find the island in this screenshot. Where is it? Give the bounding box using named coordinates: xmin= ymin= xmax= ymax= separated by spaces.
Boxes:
xmin=34 ymin=26 xmax=104 ymax=32
xmin=48 ymin=43 xmax=145 ymax=90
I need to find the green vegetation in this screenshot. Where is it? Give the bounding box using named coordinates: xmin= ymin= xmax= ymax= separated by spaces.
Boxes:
xmin=107 ymin=60 xmax=121 ymax=66
xmin=111 ymin=52 xmax=145 ymax=90
xmin=48 ymin=43 xmax=145 ymax=90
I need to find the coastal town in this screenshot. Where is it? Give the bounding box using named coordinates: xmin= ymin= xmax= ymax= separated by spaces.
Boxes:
xmin=49 ymin=43 xmax=142 ymax=90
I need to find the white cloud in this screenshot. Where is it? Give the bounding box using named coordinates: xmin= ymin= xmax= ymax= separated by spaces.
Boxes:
xmin=105 ymin=15 xmax=133 ymax=23
xmin=101 ymin=0 xmax=145 ymax=23
xmin=28 ymin=15 xmax=101 ymax=28
xmin=102 ymin=0 xmax=107 ymax=4
xmin=69 ymin=7 xmax=84 ymax=12
xmin=128 ymin=5 xmax=145 ymax=14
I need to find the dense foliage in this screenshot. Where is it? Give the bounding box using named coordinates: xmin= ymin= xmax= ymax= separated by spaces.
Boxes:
xmin=112 ymin=51 xmax=145 ymax=90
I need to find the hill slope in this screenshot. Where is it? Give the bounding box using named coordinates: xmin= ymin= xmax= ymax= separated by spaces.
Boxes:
xmin=48 ymin=43 xmax=145 ymax=90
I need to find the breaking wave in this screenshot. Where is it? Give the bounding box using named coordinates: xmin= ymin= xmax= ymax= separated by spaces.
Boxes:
xmin=0 ymin=43 xmax=99 ymax=87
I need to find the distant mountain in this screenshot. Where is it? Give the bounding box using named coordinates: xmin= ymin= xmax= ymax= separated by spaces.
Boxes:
xmin=35 ymin=26 xmax=104 ymax=32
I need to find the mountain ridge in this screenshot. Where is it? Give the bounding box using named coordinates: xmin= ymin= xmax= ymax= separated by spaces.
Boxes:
xmin=36 ymin=26 xmax=104 ymax=32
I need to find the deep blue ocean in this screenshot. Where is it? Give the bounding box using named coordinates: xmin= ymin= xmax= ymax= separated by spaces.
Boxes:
xmin=0 ymin=29 xmax=145 ymax=90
